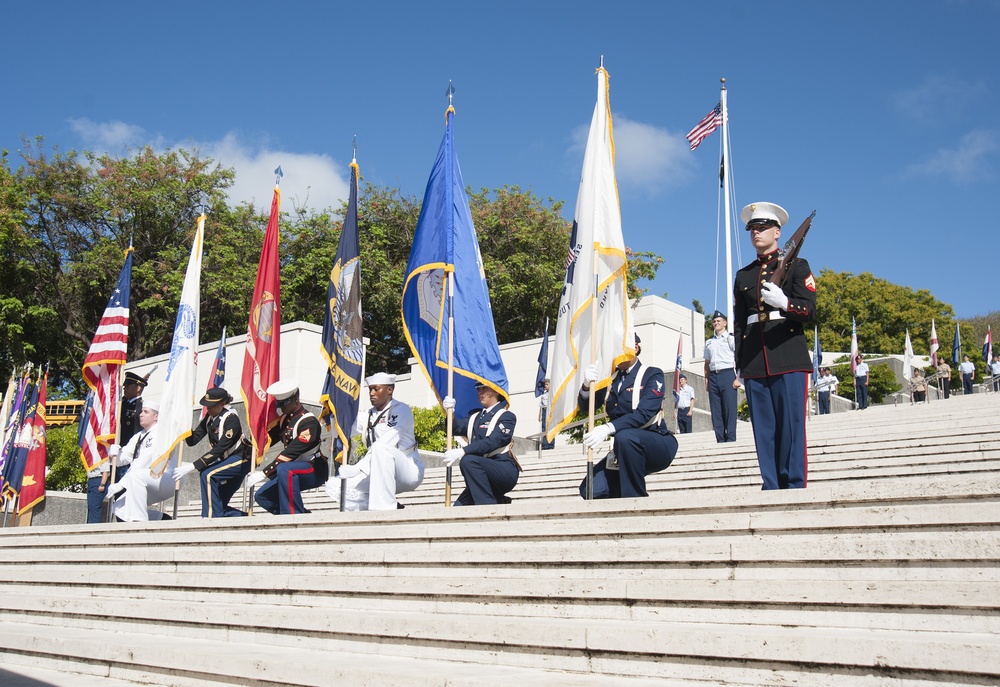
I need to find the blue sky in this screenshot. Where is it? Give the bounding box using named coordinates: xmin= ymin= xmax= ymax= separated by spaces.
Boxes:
xmin=3 ymin=1 xmax=997 ymax=318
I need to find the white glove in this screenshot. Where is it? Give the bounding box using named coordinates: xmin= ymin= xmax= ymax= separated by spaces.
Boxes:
xmin=760 ymin=282 xmax=789 ymax=311
xmin=582 ymin=423 xmax=614 ymax=449
xmin=104 ymin=481 xmax=125 ymax=500
xmin=442 ymin=396 xmax=456 ymax=411
xmin=245 ymin=471 xmax=267 ymax=488
xmin=336 ymin=463 xmax=362 ymax=480
xmin=584 ymin=364 xmax=600 ymax=385
xmin=108 ymin=444 xmax=121 ymax=458
xmin=172 ymin=463 xmax=196 ymax=481
xmin=442 ymin=448 xmax=464 ymax=467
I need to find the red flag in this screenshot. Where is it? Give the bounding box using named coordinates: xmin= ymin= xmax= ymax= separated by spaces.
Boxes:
xmin=80 ymin=248 xmax=133 ymax=471
xmin=18 ymin=371 xmax=46 ymax=514
xmin=241 ymin=185 xmax=282 ymax=464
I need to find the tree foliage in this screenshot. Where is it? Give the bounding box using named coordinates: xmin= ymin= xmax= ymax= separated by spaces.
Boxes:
xmin=1 ymin=142 xmax=664 ymax=393
xmin=815 ymin=269 xmax=955 ymax=356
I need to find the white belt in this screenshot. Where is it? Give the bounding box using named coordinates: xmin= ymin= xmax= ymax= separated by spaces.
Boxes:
xmin=747 ymin=312 xmax=784 ymax=325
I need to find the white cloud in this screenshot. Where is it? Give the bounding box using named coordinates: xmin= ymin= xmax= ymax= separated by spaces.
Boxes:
xmin=570 ymin=114 xmax=693 ymax=195
xmin=903 ymin=129 xmax=999 ymax=183
xmin=891 ymin=75 xmax=988 ymax=124
xmin=66 ymin=118 xmax=349 ymax=212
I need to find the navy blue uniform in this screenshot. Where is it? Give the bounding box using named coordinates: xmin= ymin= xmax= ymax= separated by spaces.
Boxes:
xmin=452 ymin=403 xmax=519 ymax=506
xmin=185 ymin=408 xmax=250 ymax=518
xmin=254 ymin=408 xmax=327 ymax=515
xmin=734 ymin=251 xmax=816 ymax=490
xmin=578 ymin=362 xmax=678 ymax=499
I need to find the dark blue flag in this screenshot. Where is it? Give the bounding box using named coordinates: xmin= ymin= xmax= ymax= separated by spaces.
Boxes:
xmin=2 ymin=373 xmax=39 ymax=499
xmin=812 ymin=326 xmax=822 ymax=385
xmin=535 ymin=318 xmax=549 ymax=398
xmin=402 ymin=107 xmax=508 ymax=417
xmin=320 ymin=160 xmax=364 ymax=465
xmin=952 ymin=326 xmax=962 ymax=365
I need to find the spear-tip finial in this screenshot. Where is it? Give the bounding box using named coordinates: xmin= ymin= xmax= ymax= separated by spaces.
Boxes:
xmin=446 ymin=81 xmax=455 ymax=107
xmin=274 ymin=165 xmax=283 ymax=185
xmin=352 ymin=135 xmax=357 ymax=163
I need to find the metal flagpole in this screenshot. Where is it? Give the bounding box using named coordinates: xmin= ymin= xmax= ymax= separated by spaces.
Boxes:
xmin=444 ymin=272 xmax=455 ymax=506
xmin=585 ymin=249 xmax=599 ymax=500
xmin=720 ymin=78 xmax=734 ymax=333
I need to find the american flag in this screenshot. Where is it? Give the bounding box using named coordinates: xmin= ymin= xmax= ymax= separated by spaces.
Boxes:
xmin=686 ymin=103 xmax=723 ymax=151
xmin=929 ymin=319 xmax=939 ymax=368
xmin=200 ymin=327 xmax=227 ymax=420
xmin=79 ymin=248 xmax=133 ymax=471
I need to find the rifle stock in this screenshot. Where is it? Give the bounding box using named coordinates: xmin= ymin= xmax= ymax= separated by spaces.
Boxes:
xmin=769 ymin=210 xmax=817 ymax=288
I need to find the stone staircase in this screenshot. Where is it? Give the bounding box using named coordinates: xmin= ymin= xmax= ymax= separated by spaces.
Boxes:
xmin=0 ymin=394 xmax=997 ymax=686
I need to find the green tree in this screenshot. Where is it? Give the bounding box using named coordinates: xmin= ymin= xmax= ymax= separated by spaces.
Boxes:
xmin=829 ymin=356 xmax=901 ymax=404
xmin=815 ymin=269 xmax=954 ymax=357
xmin=45 ymin=423 xmax=87 ymax=492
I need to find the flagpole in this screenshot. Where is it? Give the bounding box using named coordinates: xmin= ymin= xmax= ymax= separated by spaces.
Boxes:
xmin=720 ymin=78 xmax=734 ymax=332
xmin=445 ymin=273 xmax=455 ymax=507
xmin=585 ymin=249 xmax=599 ymax=500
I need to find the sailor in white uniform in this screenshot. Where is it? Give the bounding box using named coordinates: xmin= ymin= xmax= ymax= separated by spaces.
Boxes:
xmin=106 ymin=399 xmax=179 ymax=521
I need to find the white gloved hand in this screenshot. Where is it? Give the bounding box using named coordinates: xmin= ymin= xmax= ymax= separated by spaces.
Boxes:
xmin=442 ymin=448 xmax=465 ymax=467
xmin=584 ymin=364 xmax=600 ymax=385
xmin=760 ymin=282 xmax=789 ymax=311
xmin=442 ymin=396 xmax=456 ymax=411
xmin=336 ymin=463 xmax=362 ymax=480
xmin=582 ymin=423 xmax=614 ymax=449
xmin=245 ymin=471 xmax=267 ymax=488
xmin=108 ymin=444 xmax=121 ymax=458
xmin=104 ymin=481 xmax=125 ymax=500
xmin=172 ymin=463 xmax=196 ymax=481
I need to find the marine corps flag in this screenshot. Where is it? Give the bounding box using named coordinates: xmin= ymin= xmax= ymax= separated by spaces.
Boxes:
xmin=402 ymin=105 xmax=508 ymax=417
xmin=241 ymin=175 xmax=282 ymax=463
xmin=547 ymin=65 xmax=632 ymax=442
xmin=320 ymin=159 xmax=364 ymax=466
xmin=80 ymin=247 xmax=133 ymax=471
xmin=17 ymin=369 xmax=47 ymax=514
xmin=150 ymin=214 xmax=204 ymax=475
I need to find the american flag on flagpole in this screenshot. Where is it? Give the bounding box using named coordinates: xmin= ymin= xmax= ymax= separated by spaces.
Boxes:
xmin=686 ymin=103 xmax=723 ymax=151
xmin=79 ymin=248 xmax=133 ymax=471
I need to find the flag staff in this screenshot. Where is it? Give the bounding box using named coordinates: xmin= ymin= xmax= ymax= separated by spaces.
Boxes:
xmin=442 ymin=87 xmax=457 ymax=507
xmin=585 ymin=247 xmax=599 ymax=500
xmin=720 ymin=78 xmax=734 ymax=332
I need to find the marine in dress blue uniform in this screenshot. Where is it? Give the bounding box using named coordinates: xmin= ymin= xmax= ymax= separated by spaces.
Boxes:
xmin=443 ymin=382 xmax=520 ymax=506
xmin=176 ymin=388 xmax=250 ymax=518
xmin=703 ymin=310 xmax=738 ymax=442
xmin=252 ymin=379 xmax=328 ymax=515
xmin=733 ymin=202 xmax=816 ymax=490
xmin=578 ymin=338 xmax=678 ymax=499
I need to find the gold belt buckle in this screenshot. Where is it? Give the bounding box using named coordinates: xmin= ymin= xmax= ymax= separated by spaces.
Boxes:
xmin=758 ymin=311 xmax=769 ymax=322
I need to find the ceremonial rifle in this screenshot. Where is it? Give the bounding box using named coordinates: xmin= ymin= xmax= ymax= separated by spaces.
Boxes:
xmin=768 ymin=211 xmax=817 ymax=288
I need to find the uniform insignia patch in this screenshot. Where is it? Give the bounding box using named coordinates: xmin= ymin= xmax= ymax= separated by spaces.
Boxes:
xmin=804 ymin=274 xmax=816 ymax=292
xmin=652 ymin=380 xmax=664 ymax=397
xmin=388 ymin=414 xmax=398 ymax=427
xmin=499 ymin=423 xmax=511 ymax=434
xmin=299 ymin=429 xmax=312 ymax=442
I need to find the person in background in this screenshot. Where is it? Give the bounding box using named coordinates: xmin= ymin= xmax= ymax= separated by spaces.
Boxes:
xmin=959 ymin=355 xmax=975 ymax=395
xmin=674 ymin=374 xmax=695 ymax=434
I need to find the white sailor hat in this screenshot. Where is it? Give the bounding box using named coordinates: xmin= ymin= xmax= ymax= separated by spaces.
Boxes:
xmin=365 ymin=372 xmax=397 ymax=386
xmin=265 ymin=379 xmax=300 ymax=400
xmin=142 ymin=398 xmax=160 ymax=413
xmin=740 ymin=202 xmax=789 ymax=229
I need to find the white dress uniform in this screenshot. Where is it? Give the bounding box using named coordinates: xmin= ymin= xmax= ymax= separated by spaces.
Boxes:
xmin=112 ymin=425 xmax=179 ymax=521
xmin=339 ymin=398 xmax=425 ymax=511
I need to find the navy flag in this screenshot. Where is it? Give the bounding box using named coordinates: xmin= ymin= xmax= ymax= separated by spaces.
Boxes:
xmin=535 ymin=318 xmax=549 ymax=398
xmin=320 ymin=159 xmax=364 ymax=465
xmin=402 ymin=106 xmax=508 ymax=417
xmin=1 ymin=372 xmax=39 ymax=499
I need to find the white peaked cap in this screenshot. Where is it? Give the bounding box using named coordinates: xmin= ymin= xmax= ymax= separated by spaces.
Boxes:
xmin=142 ymin=398 xmax=160 ymax=413
xmin=740 ymin=202 xmax=789 ymax=228
xmin=365 ymin=372 xmax=397 ymax=386
xmin=266 ymin=379 xmax=300 ymax=400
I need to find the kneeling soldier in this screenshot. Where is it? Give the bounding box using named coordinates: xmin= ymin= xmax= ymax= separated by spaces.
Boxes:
xmin=173 ymin=388 xmax=250 ymax=517
xmin=248 ymin=379 xmax=328 ymax=515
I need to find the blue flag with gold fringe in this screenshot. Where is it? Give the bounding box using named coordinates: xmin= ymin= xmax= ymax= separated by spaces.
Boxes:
xmin=320 ymin=159 xmax=364 ymax=465
xmin=402 ymin=107 xmax=508 ymax=417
